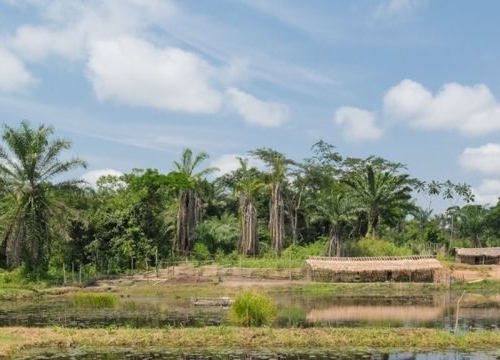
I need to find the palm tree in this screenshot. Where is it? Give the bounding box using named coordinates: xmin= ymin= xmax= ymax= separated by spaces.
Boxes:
xmin=343 ymin=163 xmax=414 ymax=238
xmin=233 ymin=158 xmax=262 ymax=256
xmin=251 ymin=148 xmax=293 ymax=256
xmin=456 ymin=205 xmax=488 ymax=247
xmin=172 ymin=148 xmax=216 ymax=256
xmin=309 ymin=187 xmax=357 ymax=257
xmin=0 ymin=121 xmax=86 ymax=276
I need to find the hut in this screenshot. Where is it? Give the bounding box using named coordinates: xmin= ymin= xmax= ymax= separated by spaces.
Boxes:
xmin=454 ymin=247 xmax=500 ymax=265
xmin=304 ymin=256 xmax=443 ymax=283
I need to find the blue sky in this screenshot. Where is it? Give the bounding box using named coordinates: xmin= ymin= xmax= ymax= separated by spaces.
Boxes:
xmin=0 ymin=0 xmax=500 ymax=210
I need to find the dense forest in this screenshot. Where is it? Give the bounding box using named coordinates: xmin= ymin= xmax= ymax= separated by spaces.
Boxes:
xmin=0 ymin=121 xmax=498 ymax=279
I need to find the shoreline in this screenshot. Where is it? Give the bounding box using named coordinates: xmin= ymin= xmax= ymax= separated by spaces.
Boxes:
xmin=2 ymin=327 xmax=500 ymax=358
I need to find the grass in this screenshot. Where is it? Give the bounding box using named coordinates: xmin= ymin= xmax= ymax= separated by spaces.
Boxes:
xmin=451 ymin=279 xmax=500 ymax=293
xmin=69 ymin=292 xmax=119 ymax=309
xmin=229 ymin=290 xmax=277 ymax=326
xmin=3 ymin=327 xmax=500 ymax=358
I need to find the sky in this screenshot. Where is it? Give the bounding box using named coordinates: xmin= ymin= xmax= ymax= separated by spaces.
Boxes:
xmin=0 ymin=0 xmax=500 ymax=211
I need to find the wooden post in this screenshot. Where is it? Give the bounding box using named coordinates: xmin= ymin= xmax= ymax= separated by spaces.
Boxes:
xmin=454 ymin=291 xmax=466 ymax=333
xmin=155 ymin=247 xmax=159 ymax=278
xmin=63 ymin=263 xmax=66 ymax=286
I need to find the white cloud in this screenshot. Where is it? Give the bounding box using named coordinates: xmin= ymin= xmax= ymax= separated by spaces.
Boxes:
xmin=375 ymin=0 xmax=427 ymax=19
xmin=226 ymin=87 xmax=289 ymax=127
xmin=334 ymin=106 xmax=383 ymax=143
xmin=87 ymin=36 xmax=223 ymax=113
xmin=459 ymin=143 xmax=500 ymax=175
xmin=9 ymin=0 xmax=176 ymax=61
xmin=211 ymin=154 xmax=265 ymax=176
xmin=384 ymin=79 xmax=500 ymax=136
xmin=473 ymin=179 xmax=500 ymax=206
xmin=82 ymin=168 xmax=123 ymax=188
xmin=0 ymin=47 xmax=36 ymax=92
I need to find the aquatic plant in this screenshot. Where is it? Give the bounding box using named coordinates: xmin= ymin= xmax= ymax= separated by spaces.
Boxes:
xmin=69 ymin=292 xmax=119 ymax=309
xmin=229 ymin=290 xmax=277 ymax=327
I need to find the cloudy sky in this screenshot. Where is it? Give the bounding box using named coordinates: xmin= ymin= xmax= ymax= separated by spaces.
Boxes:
xmin=0 ymin=0 xmax=499 ymax=209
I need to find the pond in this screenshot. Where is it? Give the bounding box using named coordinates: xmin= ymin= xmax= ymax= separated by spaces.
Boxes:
xmin=11 ymin=349 xmax=500 ymax=360
xmin=1 ymin=290 xmax=500 ymax=331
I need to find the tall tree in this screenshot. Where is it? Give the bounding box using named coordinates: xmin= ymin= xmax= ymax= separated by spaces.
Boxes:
xmin=251 ymin=148 xmax=293 ymax=256
xmin=343 ymin=159 xmax=415 ymax=238
xmin=172 ymin=148 xmax=216 ymax=256
xmin=308 ymin=187 xmax=357 ymax=257
xmin=0 ymin=121 xmax=86 ymax=276
xmin=233 ymin=158 xmax=262 ymax=256
xmin=456 ymin=204 xmax=489 ymax=247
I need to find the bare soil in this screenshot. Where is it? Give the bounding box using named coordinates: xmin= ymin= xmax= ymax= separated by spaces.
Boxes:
xmin=450 ymin=264 xmax=500 ymax=282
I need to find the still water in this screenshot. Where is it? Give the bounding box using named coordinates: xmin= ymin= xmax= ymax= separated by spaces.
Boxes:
xmin=1 ymin=292 xmax=499 ymax=331
xmin=11 ymin=349 xmax=500 ymax=360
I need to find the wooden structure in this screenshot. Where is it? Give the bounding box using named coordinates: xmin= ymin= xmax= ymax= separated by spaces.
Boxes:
xmin=304 ymin=256 xmax=443 ymax=283
xmin=454 ymin=247 xmax=500 ymax=265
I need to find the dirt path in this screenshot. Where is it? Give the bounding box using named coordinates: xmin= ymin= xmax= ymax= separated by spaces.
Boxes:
xmin=451 ymin=265 xmax=500 ymax=282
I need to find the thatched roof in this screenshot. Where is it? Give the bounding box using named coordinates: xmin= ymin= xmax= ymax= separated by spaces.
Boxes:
xmin=305 ymin=256 xmax=442 ymax=272
xmin=454 ymin=247 xmax=500 ymax=257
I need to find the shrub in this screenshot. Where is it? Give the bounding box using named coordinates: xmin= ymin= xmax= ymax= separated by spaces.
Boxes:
xmin=193 ymin=243 xmax=211 ymax=264
xmin=69 ymin=292 xmax=119 ymax=309
xmin=229 ymin=290 xmax=277 ymax=327
xmin=349 ymin=237 xmax=412 ymax=257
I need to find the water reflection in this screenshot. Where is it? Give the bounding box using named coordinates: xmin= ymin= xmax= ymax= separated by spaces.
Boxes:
xmin=2 ymin=292 xmax=500 ymax=331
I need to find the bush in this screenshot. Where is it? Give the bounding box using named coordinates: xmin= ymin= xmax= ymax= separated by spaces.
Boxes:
xmin=192 ymin=243 xmax=211 ymax=264
xmin=349 ymin=236 xmax=412 ymax=257
xmin=229 ymin=290 xmax=277 ymax=327
xmin=69 ymin=292 xmax=119 ymax=309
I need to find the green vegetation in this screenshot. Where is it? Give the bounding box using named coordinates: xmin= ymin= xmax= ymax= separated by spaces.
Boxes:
xmin=229 ymin=290 xmax=277 ymax=327
xmin=69 ymin=292 xmax=119 ymax=309
xmin=3 ymin=327 xmax=500 ymax=358
xmin=0 ymin=121 xmax=498 ymax=280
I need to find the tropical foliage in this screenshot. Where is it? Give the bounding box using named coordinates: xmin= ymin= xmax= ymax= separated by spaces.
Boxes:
xmin=0 ymin=121 xmax=86 ymax=277
xmin=1 ymin=122 xmax=500 ymax=279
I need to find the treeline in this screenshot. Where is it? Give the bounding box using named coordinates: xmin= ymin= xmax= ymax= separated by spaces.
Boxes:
xmin=0 ymin=121 xmax=499 ymax=278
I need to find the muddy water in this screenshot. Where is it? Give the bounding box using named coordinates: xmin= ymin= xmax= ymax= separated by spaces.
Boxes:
xmin=1 ymin=292 xmax=500 ymax=331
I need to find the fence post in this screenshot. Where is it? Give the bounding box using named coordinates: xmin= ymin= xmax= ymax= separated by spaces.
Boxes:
xmin=63 ymin=263 xmax=66 ymax=286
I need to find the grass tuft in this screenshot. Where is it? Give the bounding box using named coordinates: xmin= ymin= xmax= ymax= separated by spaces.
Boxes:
xmin=69 ymin=292 xmax=119 ymax=309
xmin=229 ymin=290 xmax=277 ymax=327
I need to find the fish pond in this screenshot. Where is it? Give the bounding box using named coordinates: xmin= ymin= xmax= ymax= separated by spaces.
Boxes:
xmin=1 ymin=284 xmax=500 ymax=332
xmin=10 ymin=348 xmax=500 ymax=360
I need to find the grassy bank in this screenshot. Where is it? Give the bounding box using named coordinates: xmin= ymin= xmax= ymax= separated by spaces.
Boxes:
xmin=2 ymin=327 xmax=500 ymax=358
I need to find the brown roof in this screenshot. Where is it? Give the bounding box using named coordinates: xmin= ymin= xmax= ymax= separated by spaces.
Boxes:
xmin=305 ymin=256 xmax=442 ymax=272
xmin=455 ymin=247 xmax=500 ymax=257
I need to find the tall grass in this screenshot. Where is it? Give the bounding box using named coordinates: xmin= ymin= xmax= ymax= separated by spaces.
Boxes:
xmin=229 ymin=290 xmax=277 ymax=327
xmin=69 ymin=292 xmax=119 ymax=309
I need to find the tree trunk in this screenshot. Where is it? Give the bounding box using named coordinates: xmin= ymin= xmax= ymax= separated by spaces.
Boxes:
xmin=366 ymin=211 xmax=379 ymax=238
xmin=240 ymin=196 xmax=258 ymax=256
xmin=269 ymin=183 xmax=284 ymax=256
xmin=327 ymin=226 xmax=341 ymax=257
xmin=175 ymin=189 xmax=199 ymax=256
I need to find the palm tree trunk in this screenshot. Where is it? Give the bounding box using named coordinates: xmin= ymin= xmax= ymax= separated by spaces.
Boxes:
xmin=175 ymin=189 xmax=199 ymax=256
xmin=269 ymin=183 xmax=284 ymax=256
xmin=240 ymin=197 xmax=258 ymax=256
xmin=327 ymin=227 xmax=342 ymax=257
